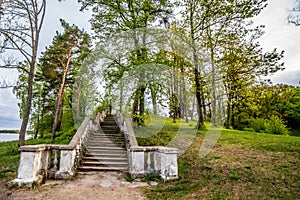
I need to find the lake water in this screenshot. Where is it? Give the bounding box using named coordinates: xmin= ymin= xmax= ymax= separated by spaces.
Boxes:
xmin=0 ymin=133 xmax=32 ymax=142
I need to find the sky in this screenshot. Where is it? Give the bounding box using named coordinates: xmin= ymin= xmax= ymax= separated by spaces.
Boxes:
xmin=0 ymin=0 xmax=299 ymax=130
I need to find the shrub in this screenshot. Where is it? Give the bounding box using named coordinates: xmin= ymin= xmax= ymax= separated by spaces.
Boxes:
xmin=244 ymin=127 xmax=255 ymax=132
xmin=248 ymin=118 xmax=267 ymax=132
xmin=265 ymin=116 xmax=289 ymax=135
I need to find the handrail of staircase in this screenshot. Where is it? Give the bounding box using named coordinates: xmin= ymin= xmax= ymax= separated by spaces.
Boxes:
xmin=12 ymin=113 xmax=105 ymax=187
xmin=116 ymin=111 xmax=178 ymax=181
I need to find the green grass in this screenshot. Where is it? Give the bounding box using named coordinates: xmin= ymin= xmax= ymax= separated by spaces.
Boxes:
xmin=140 ymin=117 xmax=300 ymax=200
xmin=0 ymin=128 xmax=76 ymax=183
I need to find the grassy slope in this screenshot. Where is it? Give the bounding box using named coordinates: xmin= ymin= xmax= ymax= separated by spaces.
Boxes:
xmin=135 ymin=118 xmax=300 ymax=200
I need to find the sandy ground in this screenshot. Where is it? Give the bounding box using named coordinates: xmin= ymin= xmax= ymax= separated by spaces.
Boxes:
xmin=0 ymin=172 xmax=150 ymax=200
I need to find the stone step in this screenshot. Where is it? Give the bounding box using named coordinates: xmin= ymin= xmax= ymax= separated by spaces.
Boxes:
xmin=100 ymin=125 xmax=119 ymax=128
xmin=103 ymin=116 xmax=115 ymax=120
xmin=81 ymin=161 xmax=128 ymax=166
xmin=100 ymin=129 xmax=120 ymax=133
xmin=89 ymin=133 xmax=124 ymax=137
xmin=80 ymin=114 xmax=129 ymax=172
xmin=88 ymin=137 xmax=125 ymax=142
xmin=82 ymin=156 xmax=128 ymax=162
xmin=87 ymin=141 xmax=125 ymax=145
xmin=87 ymin=138 xmax=124 ymax=141
xmin=86 ymin=149 xmax=127 ymax=154
xmin=86 ymin=144 xmax=125 ymax=148
xmin=100 ymin=120 xmax=117 ymax=124
xmin=89 ymin=133 xmax=123 ymax=137
xmin=87 ymin=146 xmax=125 ymax=150
xmin=78 ymin=166 xmax=128 ymax=172
xmin=84 ymin=153 xmax=127 ymax=158
xmin=89 ymin=138 xmax=123 ymax=141
xmin=89 ymin=131 xmax=123 ymax=137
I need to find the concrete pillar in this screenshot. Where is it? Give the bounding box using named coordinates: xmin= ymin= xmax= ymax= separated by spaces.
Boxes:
xmin=12 ymin=150 xmax=45 ymax=187
xmin=158 ymin=148 xmax=178 ymax=181
xmin=57 ymin=149 xmax=76 ymax=179
xmin=130 ymin=151 xmax=144 ymax=176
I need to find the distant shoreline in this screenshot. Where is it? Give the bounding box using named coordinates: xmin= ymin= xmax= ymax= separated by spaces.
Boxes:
xmin=0 ymin=130 xmax=19 ymax=134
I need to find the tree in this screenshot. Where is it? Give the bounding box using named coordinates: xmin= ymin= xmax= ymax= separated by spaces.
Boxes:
xmin=0 ymin=0 xmax=46 ymax=146
xmin=219 ymin=23 xmax=284 ymax=129
xmin=78 ymin=0 xmax=173 ymax=125
xmin=179 ymin=0 xmax=268 ymax=129
xmin=289 ymin=0 xmax=300 ymax=26
xmin=40 ymin=20 xmax=91 ymax=142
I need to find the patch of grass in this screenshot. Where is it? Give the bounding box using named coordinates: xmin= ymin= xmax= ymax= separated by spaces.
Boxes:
xmin=218 ymin=129 xmax=300 ymax=152
xmin=0 ymin=141 xmax=19 ymax=182
xmin=203 ymin=165 xmax=213 ymax=170
xmin=124 ymin=173 xmax=135 ymax=182
xmin=244 ymin=165 xmax=252 ymax=170
xmin=229 ymin=169 xmax=241 ymax=180
xmin=213 ymin=154 xmax=222 ymax=159
xmin=143 ymin=173 xmax=161 ymax=182
xmin=290 ymin=129 xmax=300 ymax=137
xmin=135 ymin=116 xmax=181 ymax=146
xmin=141 ymin=118 xmax=300 ymax=200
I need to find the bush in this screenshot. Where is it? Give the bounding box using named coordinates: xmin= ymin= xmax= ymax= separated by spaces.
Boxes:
xmin=244 ymin=127 xmax=255 ymax=132
xmin=265 ymin=116 xmax=289 ymax=135
xmin=248 ymin=118 xmax=267 ymax=132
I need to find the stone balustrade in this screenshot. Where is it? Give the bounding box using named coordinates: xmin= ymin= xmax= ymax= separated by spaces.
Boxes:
xmin=116 ymin=112 xmax=179 ymax=181
xmin=12 ymin=115 xmax=100 ymax=187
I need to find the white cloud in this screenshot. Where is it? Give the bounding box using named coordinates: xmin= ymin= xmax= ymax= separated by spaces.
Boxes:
xmin=254 ymin=0 xmax=300 ymax=84
xmin=0 ymin=88 xmax=21 ymax=129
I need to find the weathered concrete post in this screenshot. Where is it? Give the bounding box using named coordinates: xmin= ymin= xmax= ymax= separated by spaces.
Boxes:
xmin=158 ymin=147 xmax=179 ymax=181
xmin=129 ymin=150 xmax=145 ymax=176
xmin=56 ymin=149 xmax=76 ymax=179
xmin=12 ymin=145 xmax=48 ymax=187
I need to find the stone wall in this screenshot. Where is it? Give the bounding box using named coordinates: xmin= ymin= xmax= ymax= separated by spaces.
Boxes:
xmin=116 ymin=112 xmax=179 ymax=181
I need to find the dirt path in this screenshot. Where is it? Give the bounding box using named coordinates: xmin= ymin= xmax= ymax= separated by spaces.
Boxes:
xmin=1 ymin=172 xmax=149 ymax=200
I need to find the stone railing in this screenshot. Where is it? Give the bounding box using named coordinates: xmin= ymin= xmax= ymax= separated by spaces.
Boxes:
xmin=13 ymin=116 xmax=99 ymax=187
xmin=116 ymin=112 xmax=178 ymax=181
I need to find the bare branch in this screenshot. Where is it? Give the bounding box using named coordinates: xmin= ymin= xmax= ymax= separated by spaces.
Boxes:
xmin=0 ymin=78 xmax=15 ymax=89
xmin=0 ymin=64 xmax=30 ymax=74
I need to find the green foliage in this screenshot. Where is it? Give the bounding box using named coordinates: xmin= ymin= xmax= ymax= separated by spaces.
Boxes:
xmin=229 ymin=169 xmax=241 ymax=180
xmin=248 ymin=118 xmax=267 ymax=132
xmin=135 ymin=116 xmax=179 ymax=146
xmin=55 ymin=127 xmax=77 ymax=144
xmin=143 ymin=173 xmax=162 ymax=182
xmin=124 ymin=173 xmax=135 ymax=182
xmin=265 ymin=115 xmax=289 ymax=135
xmin=0 ymin=130 xmax=19 ymax=133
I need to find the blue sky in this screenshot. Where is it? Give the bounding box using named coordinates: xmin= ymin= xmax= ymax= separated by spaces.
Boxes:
xmin=0 ymin=0 xmax=299 ymax=129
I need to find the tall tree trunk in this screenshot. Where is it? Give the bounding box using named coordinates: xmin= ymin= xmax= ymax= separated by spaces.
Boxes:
xmin=132 ymin=92 xmax=139 ymax=122
xmin=52 ymin=69 xmax=67 ymax=142
xmin=139 ymin=86 xmax=146 ymax=126
xmin=191 ymin=94 xmax=195 ymax=121
xmin=119 ymin=81 xmax=123 ymax=112
xmin=75 ymin=79 xmax=82 ymax=120
xmin=18 ymin=0 xmax=46 ymax=146
xmin=189 ymin=3 xmax=204 ymax=129
xmin=150 ymin=87 xmax=158 ymax=115
xmin=201 ymin=86 xmax=206 ymax=120
xmin=226 ymin=98 xmax=232 ymax=128
xmin=193 ymin=54 xmax=204 ymax=129
xmin=51 ymin=45 xmax=74 ymax=142
xmin=211 ymin=48 xmax=217 ymax=126
xmin=19 ymin=62 xmax=35 ymax=146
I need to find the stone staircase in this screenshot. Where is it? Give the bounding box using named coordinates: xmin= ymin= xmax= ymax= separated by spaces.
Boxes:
xmin=78 ymin=115 xmax=128 ymax=172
